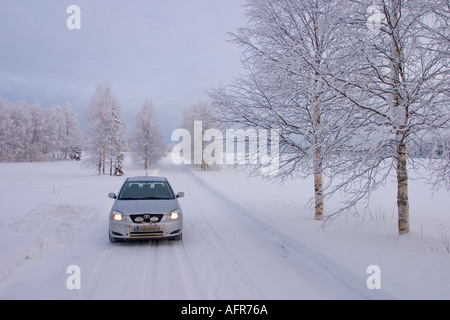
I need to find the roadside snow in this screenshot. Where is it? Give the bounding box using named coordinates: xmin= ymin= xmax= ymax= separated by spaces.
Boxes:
xmin=191 ymin=163 xmax=450 ymax=299
xmin=0 ymin=157 xmax=449 ymax=299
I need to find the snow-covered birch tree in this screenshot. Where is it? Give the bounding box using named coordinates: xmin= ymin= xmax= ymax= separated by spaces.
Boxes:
xmin=84 ymin=81 xmax=126 ymax=175
xmin=209 ymin=0 xmax=354 ymax=220
xmin=320 ymin=0 xmax=450 ymax=234
xmin=28 ymin=103 xmax=46 ymax=162
xmin=130 ymin=100 xmax=165 ymax=169
xmin=209 ymin=0 xmax=448 ymax=233
xmin=44 ymin=104 xmax=81 ymax=160
xmin=61 ymin=104 xmax=82 ymax=160
xmin=0 ymin=97 xmax=14 ymax=162
xmin=181 ymin=100 xmax=221 ymax=171
xmin=0 ymin=97 xmax=81 ymax=162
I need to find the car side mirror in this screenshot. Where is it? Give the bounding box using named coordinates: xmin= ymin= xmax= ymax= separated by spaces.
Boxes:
xmin=108 ymin=192 xmax=117 ymax=199
xmin=176 ymin=192 xmax=185 ymax=198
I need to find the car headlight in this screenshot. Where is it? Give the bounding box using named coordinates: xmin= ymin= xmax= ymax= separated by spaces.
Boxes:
xmin=111 ymin=211 xmax=125 ymax=221
xmin=169 ymin=210 xmax=181 ymax=220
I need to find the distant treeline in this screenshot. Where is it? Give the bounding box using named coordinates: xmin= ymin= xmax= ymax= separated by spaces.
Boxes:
xmin=0 ymin=97 xmax=82 ymax=162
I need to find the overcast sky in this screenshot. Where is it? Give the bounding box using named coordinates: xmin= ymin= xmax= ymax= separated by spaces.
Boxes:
xmin=0 ymin=0 xmax=247 ymax=139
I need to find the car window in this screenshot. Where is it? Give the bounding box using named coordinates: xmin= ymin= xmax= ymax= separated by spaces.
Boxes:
xmin=118 ymin=181 xmax=175 ymax=200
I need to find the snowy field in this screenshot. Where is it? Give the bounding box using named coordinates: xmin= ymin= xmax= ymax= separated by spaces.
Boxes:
xmin=0 ymin=156 xmax=449 ymax=300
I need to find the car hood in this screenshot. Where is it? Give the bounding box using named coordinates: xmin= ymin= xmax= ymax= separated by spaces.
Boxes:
xmin=113 ymin=199 xmax=180 ymax=215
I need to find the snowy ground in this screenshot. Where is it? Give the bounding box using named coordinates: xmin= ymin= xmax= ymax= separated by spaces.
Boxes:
xmin=0 ymin=156 xmax=449 ymax=300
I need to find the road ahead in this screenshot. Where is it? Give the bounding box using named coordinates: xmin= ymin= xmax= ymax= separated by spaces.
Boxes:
xmin=0 ymin=160 xmax=388 ymax=300
xmin=74 ymin=162 xmax=372 ymax=300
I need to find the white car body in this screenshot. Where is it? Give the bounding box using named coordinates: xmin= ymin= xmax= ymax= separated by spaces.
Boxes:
xmin=108 ymin=176 xmax=184 ymax=242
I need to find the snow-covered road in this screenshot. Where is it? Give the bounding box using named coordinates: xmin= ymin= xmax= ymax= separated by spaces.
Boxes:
xmin=2 ymin=158 xmax=448 ymax=300
xmin=0 ymin=159 xmax=391 ymax=300
xmin=75 ymin=161 xmax=380 ymax=300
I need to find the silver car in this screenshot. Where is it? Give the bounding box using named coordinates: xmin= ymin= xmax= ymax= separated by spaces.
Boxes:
xmin=108 ymin=176 xmax=184 ymax=243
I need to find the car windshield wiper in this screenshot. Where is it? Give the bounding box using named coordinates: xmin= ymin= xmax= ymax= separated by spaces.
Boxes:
xmin=141 ymin=196 xmax=170 ymax=200
xmin=118 ymin=196 xmax=173 ymax=200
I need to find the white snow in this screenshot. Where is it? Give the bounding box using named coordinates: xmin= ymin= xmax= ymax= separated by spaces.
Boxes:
xmin=0 ymin=156 xmax=449 ymax=300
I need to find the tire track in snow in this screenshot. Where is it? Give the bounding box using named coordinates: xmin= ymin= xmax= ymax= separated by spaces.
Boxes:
xmin=138 ymin=240 xmax=157 ymax=298
xmin=174 ymin=240 xmax=206 ymax=299
xmin=185 ymin=168 xmax=394 ymax=300
xmin=175 ymin=169 xmax=265 ymax=299
xmin=76 ymin=240 xmax=158 ymax=299
xmin=75 ymin=242 xmax=114 ymax=299
xmin=115 ymin=240 xmax=155 ymax=299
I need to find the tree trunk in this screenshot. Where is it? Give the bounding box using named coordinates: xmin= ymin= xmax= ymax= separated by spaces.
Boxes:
xmin=98 ymin=157 xmax=102 ymax=175
xmin=313 ymin=0 xmax=323 ymax=220
xmin=314 ymin=149 xmax=324 ymax=220
xmin=397 ymin=142 xmax=409 ymax=234
xmin=313 ymin=70 xmax=324 ymax=220
xmin=102 ymin=155 xmax=106 ymax=174
xmin=391 ymin=0 xmax=409 ymax=234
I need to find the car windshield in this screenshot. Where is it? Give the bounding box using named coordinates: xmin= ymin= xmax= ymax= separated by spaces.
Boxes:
xmin=118 ymin=181 xmax=175 ymax=200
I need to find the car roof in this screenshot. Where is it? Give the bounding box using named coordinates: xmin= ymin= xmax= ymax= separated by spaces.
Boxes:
xmin=126 ymin=176 xmax=168 ymax=182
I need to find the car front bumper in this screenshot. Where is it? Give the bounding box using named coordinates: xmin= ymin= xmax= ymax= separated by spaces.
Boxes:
xmin=109 ymin=218 xmax=183 ymax=241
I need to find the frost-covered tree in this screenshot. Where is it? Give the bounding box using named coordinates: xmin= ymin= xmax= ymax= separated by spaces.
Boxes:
xmin=13 ymin=102 xmax=33 ymax=161
xmin=0 ymin=97 xmax=17 ymax=162
xmin=321 ymin=0 xmax=450 ymax=234
xmin=209 ymin=0 xmax=449 ymax=233
xmin=181 ymin=100 xmax=221 ymax=171
xmin=61 ymin=104 xmax=82 ymax=160
xmin=130 ymin=100 xmax=165 ymax=169
xmin=27 ymin=103 xmax=46 ymax=161
xmin=0 ymin=97 xmax=81 ymax=162
xmin=209 ymin=0 xmax=354 ymax=219
xmin=44 ymin=104 xmax=81 ymax=160
xmin=84 ymin=81 xmax=126 ymax=175
xmin=0 ymin=98 xmax=22 ymax=162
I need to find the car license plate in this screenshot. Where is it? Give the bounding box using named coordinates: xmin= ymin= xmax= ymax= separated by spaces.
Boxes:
xmin=135 ymin=224 xmax=159 ymax=232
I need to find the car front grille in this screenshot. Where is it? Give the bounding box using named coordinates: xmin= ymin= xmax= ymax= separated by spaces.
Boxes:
xmin=130 ymin=214 xmax=164 ymax=223
xmin=130 ymin=231 xmax=163 ymax=238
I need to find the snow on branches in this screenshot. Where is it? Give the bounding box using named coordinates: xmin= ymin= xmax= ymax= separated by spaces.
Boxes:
xmin=0 ymin=96 xmax=81 ymax=162
xmin=209 ymin=0 xmax=449 ymax=234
